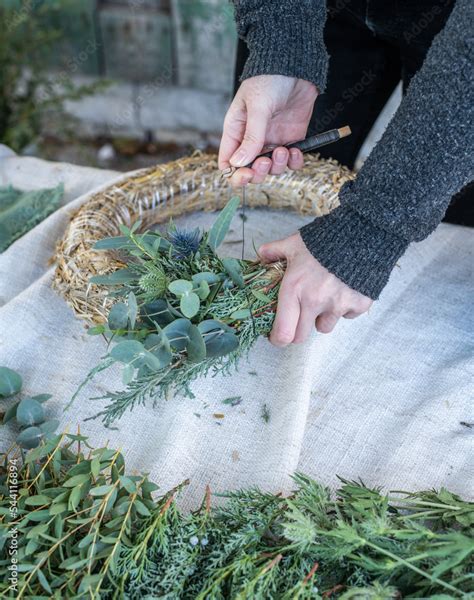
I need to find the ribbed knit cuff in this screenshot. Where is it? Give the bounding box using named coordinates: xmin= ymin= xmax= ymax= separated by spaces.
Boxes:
xmin=239 ymin=9 xmax=328 ymax=92
xmin=299 ymin=205 xmax=409 ymax=299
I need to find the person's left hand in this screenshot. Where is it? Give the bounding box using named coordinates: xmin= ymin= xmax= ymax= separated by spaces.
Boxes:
xmin=258 ymin=233 xmax=373 ymax=345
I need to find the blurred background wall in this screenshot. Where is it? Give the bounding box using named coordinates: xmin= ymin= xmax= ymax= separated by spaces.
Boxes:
xmin=1 ymin=0 xmax=399 ymax=171
xmin=1 ymin=0 xmax=238 ymax=169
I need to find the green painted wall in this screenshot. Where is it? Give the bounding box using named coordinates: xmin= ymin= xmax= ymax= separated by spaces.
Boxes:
xmin=17 ymin=0 xmax=237 ymax=91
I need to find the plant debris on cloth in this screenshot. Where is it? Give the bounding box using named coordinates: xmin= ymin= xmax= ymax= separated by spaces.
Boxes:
xmin=0 ymin=184 xmax=63 ymax=252
xmin=1 ymin=428 xmax=473 ymax=599
xmin=72 ymin=198 xmax=284 ymax=424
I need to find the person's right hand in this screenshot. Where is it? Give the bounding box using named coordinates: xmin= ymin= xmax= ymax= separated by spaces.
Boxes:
xmin=218 ymin=75 xmax=318 ymax=187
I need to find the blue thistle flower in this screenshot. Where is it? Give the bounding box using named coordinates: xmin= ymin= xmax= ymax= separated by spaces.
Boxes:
xmin=167 ymin=227 xmax=201 ymax=259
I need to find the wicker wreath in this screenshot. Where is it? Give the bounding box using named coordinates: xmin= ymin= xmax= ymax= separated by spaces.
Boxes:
xmin=54 ymin=152 xmax=353 ymax=323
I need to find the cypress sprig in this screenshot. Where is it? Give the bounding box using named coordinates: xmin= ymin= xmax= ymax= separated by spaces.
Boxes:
xmin=1 ymin=434 xmax=472 ymax=599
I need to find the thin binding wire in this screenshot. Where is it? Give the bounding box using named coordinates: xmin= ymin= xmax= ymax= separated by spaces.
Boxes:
xmin=241 ymin=185 xmax=257 ymax=335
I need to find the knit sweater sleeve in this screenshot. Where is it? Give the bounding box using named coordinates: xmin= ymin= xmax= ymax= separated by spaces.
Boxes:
xmin=300 ymin=0 xmax=474 ymax=299
xmin=231 ymin=1 xmax=329 ymax=92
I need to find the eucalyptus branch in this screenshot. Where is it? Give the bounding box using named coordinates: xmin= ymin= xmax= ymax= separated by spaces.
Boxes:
xmin=1 ymin=433 xmax=472 ymax=599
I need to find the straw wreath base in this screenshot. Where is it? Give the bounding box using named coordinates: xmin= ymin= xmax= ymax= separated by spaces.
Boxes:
xmin=54 ymin=152 xmax=353 ymax=322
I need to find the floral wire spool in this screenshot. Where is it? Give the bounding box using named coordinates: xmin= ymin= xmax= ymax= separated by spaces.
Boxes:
xmin=54 ymin=152 xmax=353 ymax=323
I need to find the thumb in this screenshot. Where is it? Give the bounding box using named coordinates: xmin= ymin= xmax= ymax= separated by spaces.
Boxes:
xmin=229 ymin=104 xmax=270 ymax=168
xmin=258 ymin=239 xmax=288 ymax=263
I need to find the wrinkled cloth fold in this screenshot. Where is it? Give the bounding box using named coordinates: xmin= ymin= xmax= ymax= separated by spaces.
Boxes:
xmin=0 ymin=156 xmax=472 ymax=509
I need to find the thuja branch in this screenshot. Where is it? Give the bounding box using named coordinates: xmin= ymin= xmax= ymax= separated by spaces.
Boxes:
xmin=1 ymin=433 xmax=473 ymax=598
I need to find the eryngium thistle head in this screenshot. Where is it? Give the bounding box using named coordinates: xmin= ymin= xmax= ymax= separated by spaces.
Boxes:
xmin=139 ymin=265 xmax=168 ymax=301
xmin=168 ymin=227 xmax=201 ymax=259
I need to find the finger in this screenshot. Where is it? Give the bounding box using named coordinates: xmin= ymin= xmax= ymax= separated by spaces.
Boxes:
xmin=218 ymin=133 xmax=240 ymax=171
xmin=270 ymin=278 xmax=300 ymax=347
xmin=218 ymin=107 xmax=246 ymax=170
xmin=270 ymin=147 xmax=289 ymax=175
xmin=258 ymin=239 xmax=288 ymax=263
xmin=293 ymin=304 xmax=320 ymax=344
xmin=288 ymin=148 xmax=304 ymax=170
xmin=229 ymin=167 xmax=254 ymax=188
xmin=229 ymin=106 xmax=270 ymax=168
xmin=249 ymin=158 xmax=272 ymax=184
xmin=315 ymin=312 xmax=340 ymax=334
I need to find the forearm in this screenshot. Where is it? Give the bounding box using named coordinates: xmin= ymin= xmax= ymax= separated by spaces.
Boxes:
xmin=301 ymin=0 xmax=474 ymax=299
xmin=231 ymin=0 xmax=328 ymax=92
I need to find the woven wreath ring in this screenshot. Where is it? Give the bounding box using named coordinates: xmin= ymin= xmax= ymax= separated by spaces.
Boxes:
xmin=53 ymin=152 xmax=353 ymax=323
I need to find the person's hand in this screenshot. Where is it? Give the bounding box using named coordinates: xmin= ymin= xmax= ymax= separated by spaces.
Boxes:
xmin=259 ymin=233 xmax=373 ymax=345
xmin=218 ymin=75 xmax=318 ymax=187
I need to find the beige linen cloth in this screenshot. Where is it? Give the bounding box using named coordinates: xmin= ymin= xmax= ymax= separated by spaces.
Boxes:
xmin=0 ymin=150 xmax=472 ymax=507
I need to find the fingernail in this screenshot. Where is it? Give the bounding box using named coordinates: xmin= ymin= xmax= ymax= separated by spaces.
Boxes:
xmin=230 ymin=148 xmax=247 ymax=167
xmin=275 ymin=149 xmax=287 ymax=164
xmin=241 ymin=174 xmax=252 ymax=185
xmin=257 ymin=159 xmax=271 ymax=173
xmin=289 ymin=148 xmax=300 ymax=160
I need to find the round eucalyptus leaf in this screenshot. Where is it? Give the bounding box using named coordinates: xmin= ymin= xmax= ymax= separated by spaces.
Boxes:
xmin=121 ymin=364 xmax=135 ymax=385
xmin=167 ymin=301 xmax=184 ymax=319
xmin=198 ymin=319 xmax=234 ymax=335
xmin=141 ymin=300 xmax=174 ymax=327
xmin=222 ymin=258 xmax=244 ymax=288
xmin=195 ymin=280 xmax=210 ymax=300
xmin=192 ymin=272 xmax=220 ymax=285
xmin=136 ymin=364 xmax=152 ymax=379
xmin=2 ymin=400 xmax=19 ymax=424
xmin=186 ymin=325 xmax=207 ymax=363
xmin=39 ymin=419 xmax=60 ymax=436
xmin=141 ymin=350 xmax=169 ymax=372
xmin=143 ymin=333 xmax=173 ymax=368
xmin=30 ymin=394 xmax=53 ymax=404
xmin=144 ymin=333 xmax=171 ymax=355
xmin=110 ymin=340 xmax=144 ymax=364
xmin=16 ymin=398 xmax=45 ymax=427
xmin=127 ymin=292 xmax=138 ymax=329
xmin=162 ymin=319 xmax=192 ymax=351
xmin=0 ymin=366 xmax=22 ymax=397
xmin=108 ymin=303 xmax=129 ymax=330
xmin=156 ymin=346 xmax=173 ymax=368
xmin=180 ymin=292 xmax=200 ymax=318
xmin=168 ymin=279 xmax=193 ymax=296
xmin=17 ymin=426 xmax=43 ymax=449
xmin=230 ymin=309 xmax=252 ymax=321
xmin=204 ymin=330 xmax=239 ymax=358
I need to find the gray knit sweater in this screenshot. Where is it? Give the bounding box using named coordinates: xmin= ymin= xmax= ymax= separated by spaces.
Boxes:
xmin=233 ymin=0 xmax=474 ymax=299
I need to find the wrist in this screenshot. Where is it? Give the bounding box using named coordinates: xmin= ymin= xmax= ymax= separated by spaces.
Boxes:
xmin=238 ymin=6 xmax=328 ymax=92
xmin=299 ymin=204 xmax=409 ymax=299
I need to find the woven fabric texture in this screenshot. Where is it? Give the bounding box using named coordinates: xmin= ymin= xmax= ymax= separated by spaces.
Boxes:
xmin=0 ymin=156 xmax=472 ymax=509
